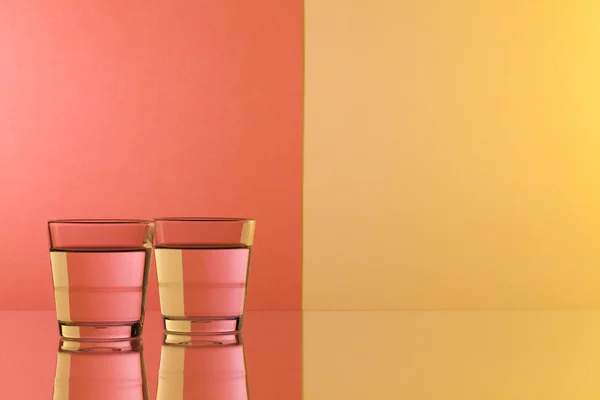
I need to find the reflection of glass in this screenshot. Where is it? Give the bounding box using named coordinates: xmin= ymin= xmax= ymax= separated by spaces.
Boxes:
xmin=154 ymin=218 xmax=256 ymax=334
xmin=158 ymin=333 xmax=249 ymax=399
xmin=53 ymin=339 xmax=148 ymax=400
xmin=48 ymin=220 xmax=154 ymax=340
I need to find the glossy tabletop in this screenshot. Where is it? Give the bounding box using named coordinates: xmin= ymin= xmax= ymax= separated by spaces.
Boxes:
xmin=3 ymin=310 xmax=600 ymax=398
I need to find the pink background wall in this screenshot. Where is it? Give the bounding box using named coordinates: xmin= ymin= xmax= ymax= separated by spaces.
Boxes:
xmin=0 ymin=1 xmax=302 ymax=310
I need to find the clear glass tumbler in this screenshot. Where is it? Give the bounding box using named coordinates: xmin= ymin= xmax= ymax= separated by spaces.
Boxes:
xmin=153 ymin=217 xmax=256 ymax=334
xmin=48 ymin=219 xmax=154 ymax=340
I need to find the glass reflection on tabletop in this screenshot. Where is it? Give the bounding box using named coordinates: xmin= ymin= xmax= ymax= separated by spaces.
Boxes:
xmin=158 ymin=333 xmax=248 ymax=399
xmin=53 ymin=339 xmax=148 ymax=400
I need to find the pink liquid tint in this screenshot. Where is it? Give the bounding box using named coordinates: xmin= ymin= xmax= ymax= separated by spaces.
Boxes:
xmin=52 ymin=250 xmax=149 ymax=324
xmin=183 ymin=247 xmax=250 ymax=317
xmin=156 ymin=247 xmax=250 ymax=319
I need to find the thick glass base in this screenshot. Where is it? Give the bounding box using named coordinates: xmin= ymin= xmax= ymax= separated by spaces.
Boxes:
xmin=58 ymin=321 xmax=142 ymax=340
xmin=59 ymin=338 xmax=143 ymax=352
xmin=163 ymin=316 xmax=242 ymax=334
xmin=164 ymin=333 xmax=242 ymax=346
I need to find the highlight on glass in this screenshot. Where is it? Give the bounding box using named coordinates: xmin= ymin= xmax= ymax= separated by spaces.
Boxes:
xmin=153 ymin=217 xmax=256 ymax=334
xmin=48 ymin=219 xmax=154 ymax=340
xmin=53 ymin=339 xmax=148 ymax=399
xmin=158 ymin=334 xmax=248 ymax=399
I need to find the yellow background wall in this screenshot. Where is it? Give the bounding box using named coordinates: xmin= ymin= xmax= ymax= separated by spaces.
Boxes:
xmin=304 ymin=1 xmax=600 ymax=310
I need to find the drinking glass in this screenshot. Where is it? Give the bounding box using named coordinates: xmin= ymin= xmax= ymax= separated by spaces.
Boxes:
xmin=158 ymin=334 xmax=248 ymax=399
xmin=153 ymin=218 xmax=256 ymax=334
xmin=54 ymin=339 xmax=148 ymax=399
xmin=48 ymin=219 xmax=154 ymax=339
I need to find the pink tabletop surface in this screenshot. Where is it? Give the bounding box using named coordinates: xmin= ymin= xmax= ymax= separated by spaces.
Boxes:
xmin=0 ymin=310 xmax=302 ymax=399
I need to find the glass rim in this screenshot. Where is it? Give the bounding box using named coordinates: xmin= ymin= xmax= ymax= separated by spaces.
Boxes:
xmin=48 ymin=219 xmax=153 ymax=225
xmin=153 ymin=217 xmax=255 ymax=223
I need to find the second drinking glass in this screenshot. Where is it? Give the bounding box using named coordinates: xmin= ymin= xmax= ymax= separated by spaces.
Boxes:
xmin=153 ymin=218 xmax=256 ymax=334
